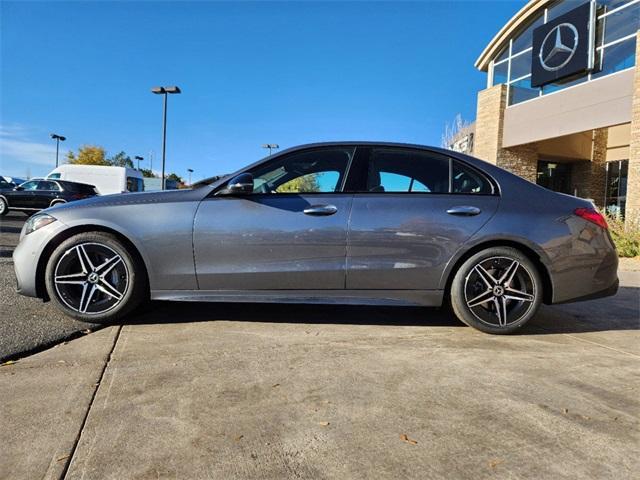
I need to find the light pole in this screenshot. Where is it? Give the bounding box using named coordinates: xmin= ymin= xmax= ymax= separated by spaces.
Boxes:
xmin=151 ymin=86 xmax=181 ymax=189
xmin=134 ymin=156 xmax=144 ymax=170
xmin=50 ymin=133 xmax=66 ymax=167
xmin=187 ymin=168 xmax=194 ymax=185
xmin=262 ymin=143 xmax=279 ymax=156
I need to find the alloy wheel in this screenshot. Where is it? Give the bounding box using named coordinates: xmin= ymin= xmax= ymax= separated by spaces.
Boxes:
xmin=53 ymin=242 xmax=129 ymax=315
xmin=463 ymin=256 xmax=536 ymax=328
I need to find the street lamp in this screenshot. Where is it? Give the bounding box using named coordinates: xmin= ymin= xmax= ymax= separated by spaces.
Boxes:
xmin=262 ymin=143 xmax=279 ymax=156
xmin=50 ymin=133 xmax=66 ymax=167
xmin=187 ymin=168 xmax=194 ymax=185
xmin=151 ymin=85 xmax=181 ymax=189
xmin=134 ymin=156 xmax=144 ymax=170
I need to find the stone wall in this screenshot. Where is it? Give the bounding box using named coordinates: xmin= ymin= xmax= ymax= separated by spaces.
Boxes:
xmin=626 ymin=32 xmax=640 ymax=229
xmin=570 ymin=129 xmax=608 ymax=206
xmin=474 ymin=84 xmax=538 ymax=182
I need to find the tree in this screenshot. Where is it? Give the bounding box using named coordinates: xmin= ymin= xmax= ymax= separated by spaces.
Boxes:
xmin=108 ymin=151 xmax=134 ymax=168
xmin=66 ymin=145 xmax=109 ymax=166
xmin=166 ymin=173 xmax=184 ymax=183
xmin=441 ymin=114 xmax=474 ymax=154
xmin=276 ymin=174 xmax=320 ymax=193
xmin=139 ymin=168 xmax=156 ymax=178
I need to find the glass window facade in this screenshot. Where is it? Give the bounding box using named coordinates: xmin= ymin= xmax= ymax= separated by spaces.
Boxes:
xmin=490 ymin=0 xmax=639 ymax=106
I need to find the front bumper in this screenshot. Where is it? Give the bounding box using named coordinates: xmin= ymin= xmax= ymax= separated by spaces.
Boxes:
xmin=13 ymin=219 xmax=68 ymax=298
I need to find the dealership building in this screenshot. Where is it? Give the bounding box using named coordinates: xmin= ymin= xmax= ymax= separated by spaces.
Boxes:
xmin=469 ymin=0 xmax=639 ymax=226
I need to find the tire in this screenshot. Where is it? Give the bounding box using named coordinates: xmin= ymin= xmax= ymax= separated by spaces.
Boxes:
xmin=0 ymin=197 xmax=8 ymax=216
xmin=450 ymin=247 xmax=542 ymax=334
xmin=45 ymin=232 xmax=148 ymax=323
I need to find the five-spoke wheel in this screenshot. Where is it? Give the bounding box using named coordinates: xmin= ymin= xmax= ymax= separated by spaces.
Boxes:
xmin=450 ymin=247 xmax=542 ymax=334
xmin=53 ymin=243 xmax=128 ymax=315
xmin=45 ymin=232 xmax=147 ymax=322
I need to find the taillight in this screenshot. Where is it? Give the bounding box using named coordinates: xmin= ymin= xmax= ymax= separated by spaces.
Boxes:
xmin=70 ymin=193 xmax=85 ymax=200
xmin=574 ymin=207 xmax=608 ymax=229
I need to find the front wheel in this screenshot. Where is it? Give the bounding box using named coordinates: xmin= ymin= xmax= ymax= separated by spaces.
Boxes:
xmin=45 ymin=232 xmax=148 ymax=323
xmin=450 ymin=247 xmax=542 ymax=334
xmin=0 ymin=197 xmax=8 ymax=216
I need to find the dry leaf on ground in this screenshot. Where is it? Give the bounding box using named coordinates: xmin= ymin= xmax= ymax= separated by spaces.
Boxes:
xmin=400 ymin=434 xmax=418 ymax=445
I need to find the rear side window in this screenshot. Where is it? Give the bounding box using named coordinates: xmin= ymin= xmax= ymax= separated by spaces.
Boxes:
xmin=65 ymin=183 xmax=97 ymax=194
xmin=37 ymin=181 xmax=60 ymax=191
xmin=366 ymin=148 xmax=450 ymax=193
xmin=452 ymin=161 xmax=493 ymax=194
xmin=48 ymin=173 xmax=61 ymax=179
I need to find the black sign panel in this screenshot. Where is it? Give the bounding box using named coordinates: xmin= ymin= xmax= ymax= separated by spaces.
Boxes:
xmin=531 ymin=2 xmax=593 ymax=87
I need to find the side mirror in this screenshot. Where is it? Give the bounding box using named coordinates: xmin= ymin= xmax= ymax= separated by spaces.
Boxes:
xmin=225 ymin=173 xmax=254 ymax=195
xmin=14 ymin=186 xmax=23 ymax=191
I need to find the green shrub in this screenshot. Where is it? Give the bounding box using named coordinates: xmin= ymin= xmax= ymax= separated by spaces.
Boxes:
xmin=603 ymin=212 xmax=640 ymax=258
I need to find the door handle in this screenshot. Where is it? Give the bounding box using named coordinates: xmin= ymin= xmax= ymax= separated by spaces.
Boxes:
xmin=446 ymin=206 xmax=481 ymax=216
xmin=303 ymin=204 xmax=338 ymax=216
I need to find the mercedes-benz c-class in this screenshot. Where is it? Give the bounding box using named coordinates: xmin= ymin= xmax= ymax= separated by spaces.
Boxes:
xmin=13 ymin=143 xmax=618 ymax=334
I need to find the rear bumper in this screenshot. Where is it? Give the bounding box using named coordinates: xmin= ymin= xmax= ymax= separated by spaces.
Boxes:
xmin=554 ymin=277 xmax=618 ymax=304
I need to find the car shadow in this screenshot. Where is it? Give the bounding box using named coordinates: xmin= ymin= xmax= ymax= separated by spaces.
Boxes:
xmin=125 ymin=302 xmax=461 ymax=328
xmin=122 ymin=286 xmax=639 ymax=335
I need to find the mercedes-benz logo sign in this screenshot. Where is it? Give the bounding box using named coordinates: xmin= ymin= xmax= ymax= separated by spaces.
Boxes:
xmin=539 ymin=23 xmax=579 ymax=72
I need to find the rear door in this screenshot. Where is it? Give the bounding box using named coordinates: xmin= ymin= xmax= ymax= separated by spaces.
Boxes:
xmin=193 ymin=146 xmax=356 ymax=290
xmin=34 ymin=181 xmax=61 ymax=208
xmin=345 ymin=147 xmax=500 ymax=290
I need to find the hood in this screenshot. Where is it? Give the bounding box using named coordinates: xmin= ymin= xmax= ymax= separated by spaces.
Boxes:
xmin=44 ymin=188 xmax=207 ymax=214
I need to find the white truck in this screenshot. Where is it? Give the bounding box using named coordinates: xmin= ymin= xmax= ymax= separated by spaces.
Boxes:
xmin=47 ymin=165 xmax=144 ymax=195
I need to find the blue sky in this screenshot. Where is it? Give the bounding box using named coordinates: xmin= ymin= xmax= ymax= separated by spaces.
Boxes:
xmin=1 ymin=0 xmax=523 ymax=181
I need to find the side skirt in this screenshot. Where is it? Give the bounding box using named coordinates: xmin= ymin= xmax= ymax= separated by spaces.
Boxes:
xmin=150 ymin=289 xmax=444 ymax=307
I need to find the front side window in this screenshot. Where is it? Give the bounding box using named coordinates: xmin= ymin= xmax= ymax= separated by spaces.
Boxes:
xmin=366 ymin=148 xmax=449 ymax=193
xmin=250 ymin=148 xmax=353 ymax=194
xmin=20 ymin=181 xmax=39 ymax=190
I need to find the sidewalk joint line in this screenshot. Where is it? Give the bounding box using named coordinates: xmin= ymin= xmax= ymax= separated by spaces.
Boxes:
xmin=60 ymin=325 xmax=123 ymax=480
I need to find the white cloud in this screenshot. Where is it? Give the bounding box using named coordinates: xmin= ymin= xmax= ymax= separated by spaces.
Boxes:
xmin=0 ymin=124 xmax=67 ymax=178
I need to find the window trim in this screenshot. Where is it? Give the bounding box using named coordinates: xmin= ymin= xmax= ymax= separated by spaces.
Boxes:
xmin=344 ymin=146 xmax=498 ymax=196
xmin=210 ymin=145 xmax=358 ymax=197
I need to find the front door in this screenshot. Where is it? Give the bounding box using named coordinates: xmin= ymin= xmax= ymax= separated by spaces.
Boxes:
xmin=193 ymin=146 xmax=356 ymax=290
xmin=12 ymin=180 xmax=40 ymax=208
xmin=345 ymin=147 xmax=500 ymax=290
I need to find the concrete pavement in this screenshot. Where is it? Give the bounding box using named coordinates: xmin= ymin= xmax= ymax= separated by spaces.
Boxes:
xmin=1 ymin=275 xmax=638 ymax=479
xmin=0 ymin=212 xmax=99 ymax=361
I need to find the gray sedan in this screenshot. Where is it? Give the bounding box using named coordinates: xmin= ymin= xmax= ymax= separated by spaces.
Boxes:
xmin=13 ymin=143 xmax=618 ymax=334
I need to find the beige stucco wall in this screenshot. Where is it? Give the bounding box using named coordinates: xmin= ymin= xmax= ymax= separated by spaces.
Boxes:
xmin=502 ymin=70 xmax=635 ymax=148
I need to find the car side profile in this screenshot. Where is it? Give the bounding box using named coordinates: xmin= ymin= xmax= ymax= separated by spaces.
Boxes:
xmin=0 ymin=179 xmax=98 ymax=216
xmin=13 ymin=143 xmax=618 ymax=334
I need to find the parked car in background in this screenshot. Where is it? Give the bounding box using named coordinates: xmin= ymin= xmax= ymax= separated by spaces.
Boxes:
xmin=0 ymin=179 xmax=98 ymax=216
xmin=47 ymin=165 xmax=144 ymax=195
xmin=0 ymin=177 xmax=15 ymax=190
xmin=1 ymin=176 xmax=27 ymax=187
xmin=13 ymin=142 xmax=618 ymax=334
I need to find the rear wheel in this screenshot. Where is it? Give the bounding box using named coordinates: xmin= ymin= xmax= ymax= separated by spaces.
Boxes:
xmin=45 ymin=232 xmax=147 ymax=323
xmin=450 ymin=247 xmax=542 ymax=334
xmin=0 ymin=197 xmax=8 ymax=216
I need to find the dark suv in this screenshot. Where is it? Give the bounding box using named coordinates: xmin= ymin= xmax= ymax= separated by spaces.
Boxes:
xmin=0 ymin=179 xmax=98 ymax=216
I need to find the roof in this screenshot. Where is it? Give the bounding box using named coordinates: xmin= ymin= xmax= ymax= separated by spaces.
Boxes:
xmin=475 ymin=0 xmax=552 ymax=71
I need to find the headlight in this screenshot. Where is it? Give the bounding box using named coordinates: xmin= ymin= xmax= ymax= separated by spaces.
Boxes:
xmin=24 ymin=214 xmax=57 ymax=235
